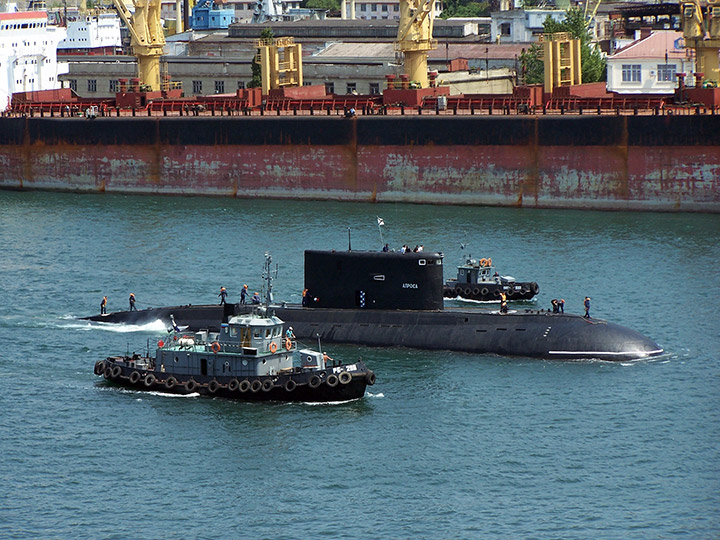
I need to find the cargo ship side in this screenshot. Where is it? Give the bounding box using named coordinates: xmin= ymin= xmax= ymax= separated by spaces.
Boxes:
xmin=1 ymin=115 xmax=718 ymax=212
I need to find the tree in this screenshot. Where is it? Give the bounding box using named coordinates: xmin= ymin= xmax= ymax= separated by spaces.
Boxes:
xmin=440 ymin=0 xmax=489 ymax=19
xmin=538 ymin=7 xmax=607 ymax=84
xmin=519 ymin=44 xmax=544 ymax=85
xmin=248 ymin=28 xmax=274 ymax=89
xmin=304 ymin=0 xmax=339 ymax=10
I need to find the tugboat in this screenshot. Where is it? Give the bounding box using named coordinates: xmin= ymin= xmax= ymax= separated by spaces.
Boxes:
xmin=93 ymin=255 xmax=375 ymax=402
xmin=443 ymin=256 xmax=539 ymax=302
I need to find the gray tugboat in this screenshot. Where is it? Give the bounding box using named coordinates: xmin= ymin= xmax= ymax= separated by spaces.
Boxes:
xmin=443 ymin=255 xmax=539 ymax=302
xmin=94 ymin=255 xmax=375 ymax=402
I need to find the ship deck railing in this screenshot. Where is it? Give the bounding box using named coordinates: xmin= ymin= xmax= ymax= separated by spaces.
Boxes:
xmin=9 ymin=95 xmax=715 ymax=118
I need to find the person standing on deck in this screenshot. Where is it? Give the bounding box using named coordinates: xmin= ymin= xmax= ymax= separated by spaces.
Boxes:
xmin=584 ymin=297 xmax=591 ymax=318
xmin=240 ymin=284 xmax=248 ymax=305
xmin=129 ymin=293 xmax=137 ymax=311
xmin=218 ymin=287 xmax=228 ymax=305
xmin=100 ymin=296 xmax=107 ymax=315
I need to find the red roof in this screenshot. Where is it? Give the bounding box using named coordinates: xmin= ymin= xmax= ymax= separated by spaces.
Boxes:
xmin=0 ymin=11 xmax=48 ymax=21
xmin=611 ymin=31 xmax=686 ymax=60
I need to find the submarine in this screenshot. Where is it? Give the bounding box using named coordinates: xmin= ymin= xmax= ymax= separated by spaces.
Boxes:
xmin=82 ymin=250 xmax=663 ymax=361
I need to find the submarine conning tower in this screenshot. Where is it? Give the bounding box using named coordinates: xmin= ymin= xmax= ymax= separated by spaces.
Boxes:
xmin=304 ymin=250 xmax=444 ymax=310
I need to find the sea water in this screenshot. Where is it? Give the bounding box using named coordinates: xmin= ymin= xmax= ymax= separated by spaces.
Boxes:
xmin=0 ymin=192 xmax=718 ymax=539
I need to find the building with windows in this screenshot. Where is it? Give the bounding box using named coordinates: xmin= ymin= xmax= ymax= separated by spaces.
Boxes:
xmin=606 ymin=30 xmax=694 ymax=94
xmin=0 ymin=10 xmax=68 ymax=110
xmin=490 ymin=8 xmax=565 ymax=44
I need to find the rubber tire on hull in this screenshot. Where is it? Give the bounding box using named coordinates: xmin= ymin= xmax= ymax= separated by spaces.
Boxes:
xmin=284 ymin=379 xmax=297 ymax=392
xmin=308 ymin=375 xmax=321 ymax=389
xmin=262 ymin=379 xmax=274 ymax=392
xmin=165 ymin=377 xmax=177 ymax=390
xmin=228 ymin=379 xmax=240 ymax=392
xmin=251 ymin=380 xmax=262 ymax=393
xmin=144 ymin=374 xmax=156 ymax=387
xmin=366 ymin=372 xmax=376 ymax=385
xmin=338 ymin=371 xmax=352 ymax=385
xmin=104 ymin=367 xmax=113 ymax=379
xmin=186 ymin=379 xmax=198 ymax=392
xmin=239 ymin=379 xmax=251 ymax=393
xmin=94 ymin=361 xmax=105 ymax=375
xmin=129 ymin=371 xmax=141 ymax=384
xmin=208 ymin=380 xmax=220 ymax=393
xmin=326 ymin=374 xmax=339 ymax=388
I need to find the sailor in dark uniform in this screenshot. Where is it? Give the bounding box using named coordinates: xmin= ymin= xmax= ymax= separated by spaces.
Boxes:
xmin=559 ymin=299 xmax=565 ymax=313
xmin=500 ymin=292 xmax=508 ymax=314
xmin=240 ymin=284 xmax=248 ymax=305
xmin=218 ymin=287 xmax=228 ymax=305
xmin=584 ymin=297 xmax=591 ymax=318
xmin=129 ymin=293 xmax=137 ymax=311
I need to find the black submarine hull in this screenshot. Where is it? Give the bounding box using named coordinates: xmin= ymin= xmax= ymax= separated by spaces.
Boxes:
xmin=82 ymin=304 xmax=663 ymax=361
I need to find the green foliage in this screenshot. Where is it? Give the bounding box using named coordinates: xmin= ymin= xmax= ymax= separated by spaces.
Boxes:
xmin=440 ymin=0 xmax=489 ymax=19
xmin=539 ymin=7 xmax=607 ymax=84
xmin=248 ymin=28 xmax=275 ymax=89
xmin=304 ymin=0 xmax=340 ymax=10
xmin=519 ymin=44 xmax=544 ymax=85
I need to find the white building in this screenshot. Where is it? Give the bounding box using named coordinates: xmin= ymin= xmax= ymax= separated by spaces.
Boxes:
xmin=160 ymin=0 xmax=443 ymax=25
xmin=57 ymin=12 xmax=122 ymax=55
xmin=0 ymin=10 xmax=68 ymax=110
xmin=606 ymin=31 xmax=694 ymax=94
xmin=490 ymin=8 xmax=565 ymax=44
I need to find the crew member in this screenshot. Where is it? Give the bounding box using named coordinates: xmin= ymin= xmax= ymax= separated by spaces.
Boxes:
xmin=500 ymin=292 xmax=508 ymax=314
xmin=584 ymin=296 xmax=591 ymax=318
xmin=129 ymin=293 xmax=137 ymax=311
xmin=100 ymin=296 xmax=107 ymax=315
xmin=251 ymin=292 xmax=261 ymax=304
xmin=551 ymin=299 xmax=559 ymax=313
xmin=240 ymin=284 xmax=248 ymax=305
xmin=322 ymin=351 xmax=333 ymax=365
xmin=286 ymin=326 xmax=296 ymax=340
xmin=218 ymin=286 xmax=228 ymax=305
xmin=168 ymin=314 xmax=180 ymax=333
xmin=302 ymin=288 xmax=309 ymax=307
xmin=559 ymin=299 xmax=565 ymax=313
xmin=382 ymin=243 xmax=389 ymax=252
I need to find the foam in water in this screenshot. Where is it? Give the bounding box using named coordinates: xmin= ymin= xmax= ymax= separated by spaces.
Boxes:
xmin=59 ymin=317 xmax=169 ymax=333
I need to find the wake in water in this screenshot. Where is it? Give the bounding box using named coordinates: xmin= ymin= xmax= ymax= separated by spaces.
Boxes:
xmin=58 ymin=315 xmax=171 ymax=334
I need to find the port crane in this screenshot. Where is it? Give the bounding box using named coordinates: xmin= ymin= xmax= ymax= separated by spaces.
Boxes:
xmin=681 ymin=0 xmax=720 ymax=85
xmin=111 ymin=0 xmax=166 ymax=91
xmin=395 ymin=0 xmax=437 ymax=88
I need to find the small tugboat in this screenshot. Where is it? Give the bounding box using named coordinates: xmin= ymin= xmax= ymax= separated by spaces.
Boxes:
xmin=93 ymin=255 xmax=375 ymax=402
xmin=443 ymin=255 xmax=539 ymax=302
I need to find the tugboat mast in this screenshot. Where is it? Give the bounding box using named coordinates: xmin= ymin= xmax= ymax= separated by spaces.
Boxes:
xmin=262 ymin=252 xmax=276 ymax=308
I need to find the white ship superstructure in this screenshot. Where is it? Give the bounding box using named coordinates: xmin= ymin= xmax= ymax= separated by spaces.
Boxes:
xmin=57 ymin=12 xmax=121 ymax=55
xmin=0 ymin=10 xmax=67 ymax=110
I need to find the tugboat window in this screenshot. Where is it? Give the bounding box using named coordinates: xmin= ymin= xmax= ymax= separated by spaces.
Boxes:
xmin=201 ymin=358 xmax=208 ymax=376
xmin=418 ymin=259 xmax=426 ymax=265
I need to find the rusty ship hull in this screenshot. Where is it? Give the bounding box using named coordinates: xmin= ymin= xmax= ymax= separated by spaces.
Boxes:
xmin=1 ymin=115 xmax=719 ymax=212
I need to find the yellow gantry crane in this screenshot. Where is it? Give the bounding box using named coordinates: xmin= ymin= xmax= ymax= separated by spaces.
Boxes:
xmin=112 ymin=0 xmax=166 ymax=91
xmin=395 ymin=0 xmax=437 ymax=88
xmin=681 ymin=0 xmax=720 ymax=85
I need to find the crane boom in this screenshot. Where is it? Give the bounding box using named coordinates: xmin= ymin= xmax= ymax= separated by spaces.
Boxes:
xmin=112 ymin=0 xmax=166 ymax=91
